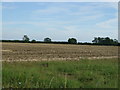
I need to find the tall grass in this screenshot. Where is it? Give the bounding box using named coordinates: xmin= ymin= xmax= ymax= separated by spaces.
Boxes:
xmin=2 ymin=58 xmax=118 ymax=88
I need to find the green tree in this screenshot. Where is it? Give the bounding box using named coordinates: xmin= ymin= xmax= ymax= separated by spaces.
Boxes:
xmin=104 ymin=37 xmax=111 ymax=45
xmin=68 ymin=38 xmax=77 ymax=44
xmin=44 ymin=37 xmax=51 ymax=43
xmin=31 ymin=39 xmax=36 ymax=43
xmin=23 ymin=35 xmax=30 ymax=43
xmin=92 ymin=37 xmax=118 ymax=45
xmin=92 ymin=37 xmax=98 ymax=43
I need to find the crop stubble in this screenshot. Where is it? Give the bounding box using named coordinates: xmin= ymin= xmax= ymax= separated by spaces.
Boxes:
xmin=2 ymin=43 xmax=118 ymax=61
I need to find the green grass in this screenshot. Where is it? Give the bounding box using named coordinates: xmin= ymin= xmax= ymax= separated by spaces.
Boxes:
xmin=2 ymin=59 xmax=118 ymax=88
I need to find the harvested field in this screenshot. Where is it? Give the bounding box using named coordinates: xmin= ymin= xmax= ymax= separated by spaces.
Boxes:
xmin=2 ymin=43 xmax=118 ymax=88
xmin=2 ymin=42 xmax=118 ymax=61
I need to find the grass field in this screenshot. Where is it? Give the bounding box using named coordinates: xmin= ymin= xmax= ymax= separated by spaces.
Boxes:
xmin=2 ymin=43 xmax=118 ymax=88
xmin=3 ymin=59 xmax=118 ymax=88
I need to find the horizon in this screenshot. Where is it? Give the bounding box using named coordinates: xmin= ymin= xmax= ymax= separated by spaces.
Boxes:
xmin=1 ymin=36 xmax=119 ymax=43
xmin=2 ymin=2 xmax=118 ymax=42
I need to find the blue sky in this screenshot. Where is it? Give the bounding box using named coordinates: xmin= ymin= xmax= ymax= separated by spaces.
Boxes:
xmin=2 ymin=2 xmax=118 ymax=42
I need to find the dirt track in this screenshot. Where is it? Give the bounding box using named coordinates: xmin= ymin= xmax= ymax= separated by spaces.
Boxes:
xmin=2 ymin=43 xmax=118 ymax=61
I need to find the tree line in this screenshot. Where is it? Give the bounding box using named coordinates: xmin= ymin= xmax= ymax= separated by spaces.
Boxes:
xmin=1 ymin=35 xmax=119 ymax=46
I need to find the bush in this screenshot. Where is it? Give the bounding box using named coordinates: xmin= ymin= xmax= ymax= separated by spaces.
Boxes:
xmin=68 ymin=38 xmax=77 ymax=44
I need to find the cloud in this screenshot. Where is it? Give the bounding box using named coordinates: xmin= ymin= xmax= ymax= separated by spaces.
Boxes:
xmin=3 ymin=21 xmax=68 ymax=27
xmin=2 ymin=6 xmax=16 ymax=9
xmin=96 ymin=18 xmax=118 ymax=29
xmin=33 ymin=2 xmax=117 ymax=20
xmin=2 ymin=3 xmax=16 ymax=9
xmin=35 ymin=7 xmax=68 ymax=15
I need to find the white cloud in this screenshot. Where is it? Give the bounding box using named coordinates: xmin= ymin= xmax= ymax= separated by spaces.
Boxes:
xmin=2 ymin=3 xmax=16 ymax=9
xmin=96 ymin=18 xmax=118 ymax=29
xmin=33 ymin=2 xmax=117 ymax=22
xmin=3 ymin=21 xmax=67 ymax=27
xmin=35 ymin=7 xmax=68 ymax=15
xmin=2 ymin=5 xmax=16 ymax=9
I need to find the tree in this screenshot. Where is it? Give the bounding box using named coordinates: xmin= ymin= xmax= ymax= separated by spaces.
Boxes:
xmin=44 ymin=37 xmax=51 ymax=43
xmin=92 ymin=37 xmax=98 ymax=43
xmin=92 ymin=37 xmax=118 ymax=45
xmin=113 ymin=39 xmax=118 ymax=43
xmin=23 ymin=35 xmax=30 ymax=43
xmin=104 ymin=37 xmax=111 ymax=45
xmin=31 ymin=39 xmax=36 ymax=43
xmin=112 ymin=39 xmax=118 ymax=45
xmin=68 ymin=38 xmax=77 ymax=44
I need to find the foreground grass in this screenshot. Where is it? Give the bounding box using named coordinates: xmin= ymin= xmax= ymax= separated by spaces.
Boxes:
xmin=2 ymin=59 xmax=118 ymax=88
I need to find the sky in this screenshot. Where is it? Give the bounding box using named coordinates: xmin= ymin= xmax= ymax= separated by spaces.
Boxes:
xmin=1 ymin=0 xmax=119 ymax=2
xmin=2 ymin=2 xmax=118 ymax=42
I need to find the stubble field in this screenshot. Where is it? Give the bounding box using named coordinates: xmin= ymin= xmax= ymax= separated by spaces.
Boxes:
xmin=2 ymin=43 xmax=118 ymax=88
xmin=2 ymin=42 xmax=118 ymax=61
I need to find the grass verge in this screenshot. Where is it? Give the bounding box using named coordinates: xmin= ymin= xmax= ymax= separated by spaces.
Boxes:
xmin=2 ymin=58 xmax=118 ymax=88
